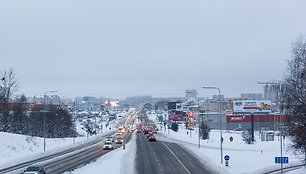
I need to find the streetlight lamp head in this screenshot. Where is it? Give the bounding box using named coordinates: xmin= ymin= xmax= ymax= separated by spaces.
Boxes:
xmin=202 ymin=86 xmax=217 ymax=89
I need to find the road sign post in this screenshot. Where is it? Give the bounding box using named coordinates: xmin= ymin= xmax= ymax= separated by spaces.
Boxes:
xmin=275 ymin=157 xmax=288 ymax=164
xmin=188 ymin=112 xmax=193 ymax=138
xmin=224 ymin=155 xmax=230 ymax=166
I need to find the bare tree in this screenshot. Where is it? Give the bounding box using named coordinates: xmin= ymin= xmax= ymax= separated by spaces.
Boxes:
xmin=281 ymin=37 xmax=306 ymax=162
xmin=0 ymin=68 xmax=19 ymax=132
xmin=0 ymin=68 xmax=19 ymax=101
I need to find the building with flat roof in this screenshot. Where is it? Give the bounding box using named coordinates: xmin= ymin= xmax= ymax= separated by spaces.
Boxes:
xmin=186 ymin=89 xmax=197 ymax=101
xmin=241 ymin=93 xmax=263 ymax=100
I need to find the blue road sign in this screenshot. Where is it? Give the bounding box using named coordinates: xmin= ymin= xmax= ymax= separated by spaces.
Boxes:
xmin=275 ymin=157 xmax=288 ymax=164
xmin=224 ymin=155 xmax=230 ymax=161
xmin=205 ymin=129 xmax=210 ymax=133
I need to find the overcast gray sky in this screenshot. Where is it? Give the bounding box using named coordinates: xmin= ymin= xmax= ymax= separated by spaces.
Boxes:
xmin=1 ymin=0 xmax=306 ymax=99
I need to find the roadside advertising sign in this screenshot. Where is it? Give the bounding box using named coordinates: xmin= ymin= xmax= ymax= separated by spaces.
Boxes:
xmin=169 ymin=114 xmax=183 ymax=121
xmin=110 ymin=101 xmax=120 ymax=107
xmin=176 ymin=103 xmax=183 ymax=111
xmin=233 ymin=100 xmax=272 ymax=113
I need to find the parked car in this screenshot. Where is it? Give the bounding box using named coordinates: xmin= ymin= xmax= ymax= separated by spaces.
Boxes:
xmin=103 ymin=141 xmax=113 ymax=150
xmin=24 ymin=165 xmax=46 ymax=174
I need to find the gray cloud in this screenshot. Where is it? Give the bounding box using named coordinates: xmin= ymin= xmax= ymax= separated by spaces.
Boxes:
xmin=1 ymin=0 xmax=306 ymax=99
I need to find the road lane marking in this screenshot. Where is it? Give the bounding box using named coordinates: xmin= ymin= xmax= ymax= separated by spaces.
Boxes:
xmin=162 ymin=142 xmax=191 ymax=174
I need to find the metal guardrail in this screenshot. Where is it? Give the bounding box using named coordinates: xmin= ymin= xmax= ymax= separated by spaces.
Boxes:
xmin=264 ymin=163 xmax=305 ymax=174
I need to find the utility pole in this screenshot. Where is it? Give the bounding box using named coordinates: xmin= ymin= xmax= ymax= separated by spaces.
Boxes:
xmin=198 ymin=97 xmax=200 ymax=148
xmin=280 ymin=112 xmax=283 ymax=174
xmin=251 ymin=112 xmax=254 ymax=141
xmin=101 ymin=103 xmax=103 ymax=134
xmin=202 ymin=86 xmax=223 ymax=164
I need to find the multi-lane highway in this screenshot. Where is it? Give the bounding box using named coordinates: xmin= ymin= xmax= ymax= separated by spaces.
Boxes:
xmin=1 ymin=110 xmax=136 ymax=174
xmin=136 ymin=132 xmax=211 ymax=174
xmin=1 ymin=108 xmax=214 ymax=174
xmin=43 ymin=131 xmax=133 ymax=173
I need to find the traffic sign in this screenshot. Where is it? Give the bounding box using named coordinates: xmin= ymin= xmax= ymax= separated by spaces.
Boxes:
xmin=205 ymin=129 xmax=210 ymax=133
xmin=188 ymin=112 xmax=194 ymax=117
xmin=275 ymin=157 xmax=288 ymax=164
xmin=224 ymin=155 xmax=230 ymax=161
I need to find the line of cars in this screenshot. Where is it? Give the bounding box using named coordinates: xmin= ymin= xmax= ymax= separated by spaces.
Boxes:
xmin=141 ymin=127 xmax=157 ymax=142
xmin=23 ymin=112 xmax=136 ymax=174
xmin=102 ymin=136 xmax=125 ymax=150
xmin=23 ymin=136 xmax=124 ymax=174
xmin=104 ymin=112 xmax=135 ymax=150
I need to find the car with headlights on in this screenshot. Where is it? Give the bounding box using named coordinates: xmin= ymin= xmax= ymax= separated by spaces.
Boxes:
xmin=115 ymin=137 xmax=124 ymax=144
xmin=24 ymin=165 xmax=46 ymax=174
xmin=105 ymin=136 xmax=113 ymax=142
xmin=103 ymin=141 xmax=113 ymax=150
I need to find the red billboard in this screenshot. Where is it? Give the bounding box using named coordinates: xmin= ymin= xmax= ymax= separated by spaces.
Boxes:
xmin=169 ymin=114 xmax=183 ymax=121
xmin=226 ymin=115 xmax=290 ymax=123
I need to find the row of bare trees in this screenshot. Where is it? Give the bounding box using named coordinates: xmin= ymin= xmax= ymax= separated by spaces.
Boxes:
xmin=0 ymin=68 xmax=77 ymax=138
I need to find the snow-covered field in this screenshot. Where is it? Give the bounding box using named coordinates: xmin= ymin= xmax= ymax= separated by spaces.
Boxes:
xmin=147 ymin=113 xmax=305 ymax=174
xmin=67 ymin=132 xmax=137 ymax=174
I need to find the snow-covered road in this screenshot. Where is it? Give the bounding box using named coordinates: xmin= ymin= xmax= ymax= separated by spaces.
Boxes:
xmin=148 ymin=113 xmax=305 ymax=174
xmin=67 ymin=132 xmax=137 ymax=174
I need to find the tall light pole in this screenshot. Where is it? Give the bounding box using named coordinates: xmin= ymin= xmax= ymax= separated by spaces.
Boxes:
xmin=202 ymin=86 xmax=223 ymax=164
xmin=44 ymin=90 xmax=58 ymax=152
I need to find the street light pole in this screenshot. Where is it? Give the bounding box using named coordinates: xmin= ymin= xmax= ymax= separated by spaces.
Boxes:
xmin=198 ymin=96 xmax=200 ymax=148
xmin=202 ymin=86 xmax=223 ymax=164
xmin=43 ymin=90 xmax=58 ymax=152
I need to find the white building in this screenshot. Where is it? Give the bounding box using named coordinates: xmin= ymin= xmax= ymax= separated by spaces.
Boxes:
xmin=185 ymin=89 xmax=197 ymax=101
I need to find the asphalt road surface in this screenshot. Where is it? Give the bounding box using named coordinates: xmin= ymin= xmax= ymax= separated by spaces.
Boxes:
xmin=136 ymin=133 xmax=211 ymax=174
xmin=43 ymin=132 xmax=133 ymax=173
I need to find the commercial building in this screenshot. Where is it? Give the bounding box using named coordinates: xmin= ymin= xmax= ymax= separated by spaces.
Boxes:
xmin=241 ymin=93 xmax=263 ymax=100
